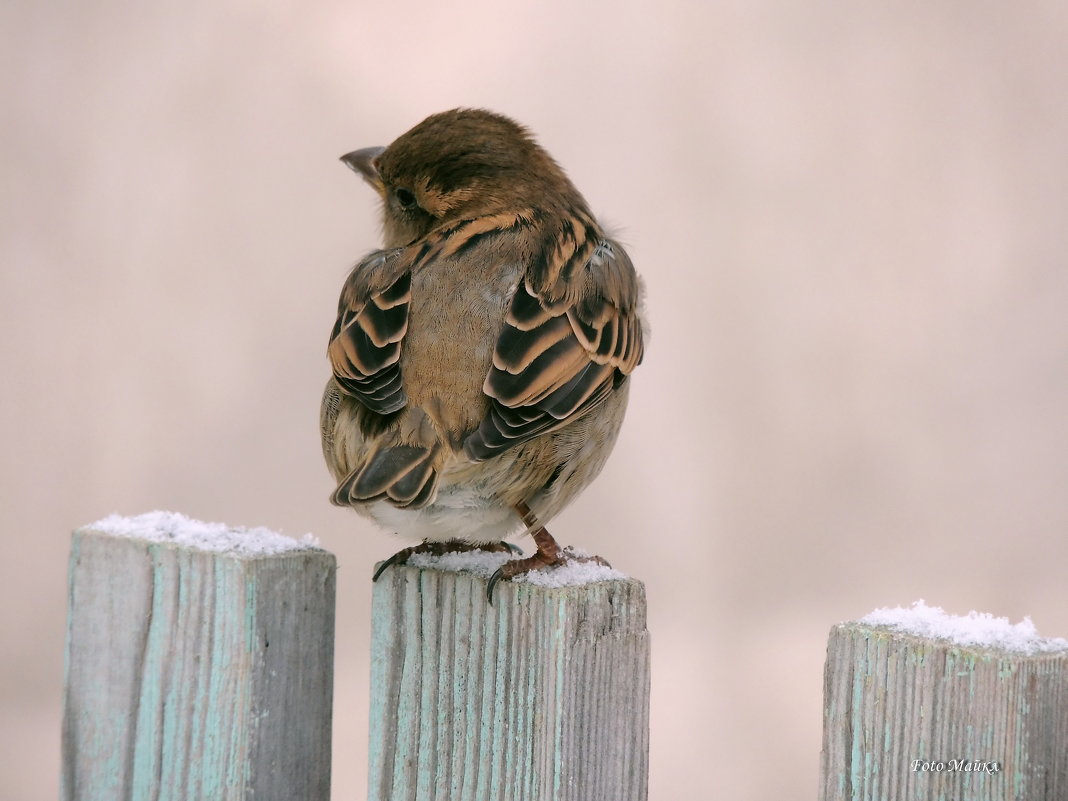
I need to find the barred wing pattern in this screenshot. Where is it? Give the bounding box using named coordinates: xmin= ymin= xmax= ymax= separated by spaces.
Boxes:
xmin=464 ymin=236 xmax=644 ymax=460
xmin=329 ymin=213 xmax=643 ymax=465
xmin=328 ymin=212 xmax=535 ymax=418
xmin=328 ymin=251 xmax=411 ymax=416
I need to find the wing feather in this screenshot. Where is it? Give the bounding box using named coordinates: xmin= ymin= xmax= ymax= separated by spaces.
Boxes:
xmin=327 ymin=252 xmax=412 ymax=415
xmin=464 ymin=228 xmax=644 ymax=462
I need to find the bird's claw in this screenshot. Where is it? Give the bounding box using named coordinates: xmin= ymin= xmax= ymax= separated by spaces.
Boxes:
xmin=485 ymin=546 xmax=609 ymax=604
xmin=372 ymin=548 xmax=415 ymax=582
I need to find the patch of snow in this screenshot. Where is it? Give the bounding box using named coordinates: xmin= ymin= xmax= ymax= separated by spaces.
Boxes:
xmin=406 ymin=546 xmax=628 ymax=588
xmin=407 ymin=549 xmax=511 ymax=576
xmin=516 ymin=559 xmax=627 ymax=588
xmin=860 ymin=599 xmax=1068 ymax=655
xmin=86 ymin=511 xmax=320 ymax=557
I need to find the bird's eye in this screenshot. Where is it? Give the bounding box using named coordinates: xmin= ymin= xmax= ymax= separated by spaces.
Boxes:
xmin=395 ymin=188 xmax=417 ymax=209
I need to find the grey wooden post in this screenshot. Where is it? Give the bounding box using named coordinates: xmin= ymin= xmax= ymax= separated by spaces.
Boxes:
xmin=820 ymin=620 xmax=1068 ymax=801
xmin=368 ymin=563 xmax=650 ymax=801
xmin=61 ymin=519 xmax=336 ymax=801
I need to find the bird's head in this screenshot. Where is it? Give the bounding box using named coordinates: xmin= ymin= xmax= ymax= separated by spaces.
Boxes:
xmin=341 ymin=108 xmax=584 ymax=247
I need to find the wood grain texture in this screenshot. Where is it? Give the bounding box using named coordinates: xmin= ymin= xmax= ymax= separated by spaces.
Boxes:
xmin=61 ymin=528 xmax=336 ymax=801
xmin=368 ymin=565 xmax=650 ymax=801
xmin=820 ymin=622 xmax=1068 ymax=801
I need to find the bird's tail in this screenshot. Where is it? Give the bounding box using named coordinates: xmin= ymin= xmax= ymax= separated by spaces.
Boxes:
xmin=331 ymin=407 xmax=442 ymax=509
xmin=331 ymin=443 xmax=440 ymax=509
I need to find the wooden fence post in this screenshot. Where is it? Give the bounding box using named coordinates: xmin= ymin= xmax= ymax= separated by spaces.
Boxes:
xmin=820 ymin=616 xmax=1068 ymax=801
xmin=61 ymin=514 xmax=336 ymax=801
xmin=368 ymin=559 xmax=650 ymax=801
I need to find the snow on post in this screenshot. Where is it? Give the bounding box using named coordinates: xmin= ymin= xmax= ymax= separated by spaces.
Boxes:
xmin=61 ymin=512 xmax=336 ymax=801
xmin=820 ymin=600 xmax=1068 ymax=801
xmin=368 ymin=553 xmax=650 ymax=801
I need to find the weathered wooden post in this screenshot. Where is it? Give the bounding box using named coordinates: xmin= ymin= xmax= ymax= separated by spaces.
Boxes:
xmin=368 ymin=553 xmax=650 ymax=801
xmin=820 ymin=602 xmax=1068 ymax=801
xmin=61 ymin=512 xmax=336 ymax=801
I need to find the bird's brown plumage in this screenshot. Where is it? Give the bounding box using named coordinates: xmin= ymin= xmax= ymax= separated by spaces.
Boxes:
xmin=321 ymin=108 xmax=645 ymax=563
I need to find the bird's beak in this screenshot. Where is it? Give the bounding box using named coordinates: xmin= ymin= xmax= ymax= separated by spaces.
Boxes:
xmin=340 ymin=146 xmax=386 ymax=196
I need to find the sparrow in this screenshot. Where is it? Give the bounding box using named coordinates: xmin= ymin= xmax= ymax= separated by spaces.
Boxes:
xmin=320 ymin=108 xmax=645 ymax=597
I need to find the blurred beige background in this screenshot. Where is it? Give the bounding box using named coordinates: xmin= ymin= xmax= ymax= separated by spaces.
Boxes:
xmin=4 ymin=1 xmax=1068 ymax=798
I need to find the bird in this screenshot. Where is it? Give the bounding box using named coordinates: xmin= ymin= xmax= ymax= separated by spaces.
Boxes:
xmin=320 ymin=108 xmax=645 ymax=598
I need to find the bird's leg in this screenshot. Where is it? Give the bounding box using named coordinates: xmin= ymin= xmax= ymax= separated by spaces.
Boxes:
xmin=372 ymin=538 xmax=521 ymax=581
xmin=515 ymin=500 xmax=565 ymax=563
xmin=486 ymin=501 xmax=610 ymax=601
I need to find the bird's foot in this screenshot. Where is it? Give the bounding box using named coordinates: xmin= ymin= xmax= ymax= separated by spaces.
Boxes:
xmin=486 ymin=545 xmax=610 ymax=602
xmin=486 ymin=501 xmax=610 ymax=602
xmin=372 ymin=538 xmax=521 ymax=581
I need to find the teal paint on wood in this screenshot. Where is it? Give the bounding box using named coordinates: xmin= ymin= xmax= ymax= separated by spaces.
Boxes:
xmin=368 ymin=565 xmax=651 ymax=801
xmin=819 ymin=622 xmax=1068 ymax=801
xmin=61 ymin=527 xmax=336 ymax=801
